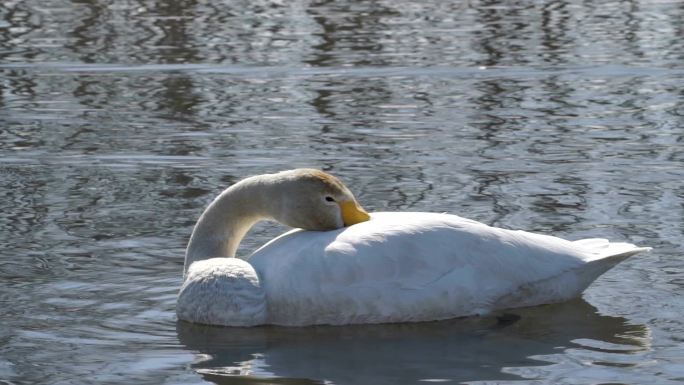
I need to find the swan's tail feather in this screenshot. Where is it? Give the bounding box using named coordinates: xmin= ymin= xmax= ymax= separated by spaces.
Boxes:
xmin=573 ymin=238 xmax=651 ymax=288
xmin=574 ymin=238 xmax=652 ymax=262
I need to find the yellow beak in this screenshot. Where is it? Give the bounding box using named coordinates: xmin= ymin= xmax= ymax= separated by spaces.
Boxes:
xmin=339 ymin=200 xmax=371 ymax=226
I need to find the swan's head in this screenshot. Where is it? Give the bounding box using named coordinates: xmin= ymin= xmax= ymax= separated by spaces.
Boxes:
xmin=270 ymin=169 xmax=370 ymax=231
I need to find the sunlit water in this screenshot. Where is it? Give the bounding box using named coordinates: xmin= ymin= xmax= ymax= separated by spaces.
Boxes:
xmin=1 ymin=1 xmax=683 ymax=384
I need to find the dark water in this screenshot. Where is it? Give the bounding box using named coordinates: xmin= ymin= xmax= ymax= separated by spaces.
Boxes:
xmin=1 ymin=0 xmax=683 ymax=384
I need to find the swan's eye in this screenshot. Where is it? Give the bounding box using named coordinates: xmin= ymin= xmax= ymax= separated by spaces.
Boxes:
xmin=325 ymin=196 xmax=335 ymax=202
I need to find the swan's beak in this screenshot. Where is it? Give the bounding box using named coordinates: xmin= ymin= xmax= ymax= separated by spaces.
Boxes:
xmin=339 ymin=200 xmax=371 ymax=226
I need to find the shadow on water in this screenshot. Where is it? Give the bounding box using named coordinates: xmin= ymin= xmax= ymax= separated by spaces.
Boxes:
xmin=177 ymin=298 xmax=648 ymax=385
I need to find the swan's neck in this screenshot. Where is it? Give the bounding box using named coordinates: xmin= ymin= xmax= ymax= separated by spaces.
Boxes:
xmin=183 ymin=176 xmax=276 ymax=275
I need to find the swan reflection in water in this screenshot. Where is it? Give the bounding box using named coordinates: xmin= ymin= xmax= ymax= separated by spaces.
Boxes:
xmin=177 ymin=298 xmax=648 ymax=385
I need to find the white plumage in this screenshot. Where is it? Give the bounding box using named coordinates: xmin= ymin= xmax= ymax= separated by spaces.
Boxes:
xmin=179 ymin=211 xmax=650 ymax=326
xmin=178 ymin=258 xmax=266 ymax=326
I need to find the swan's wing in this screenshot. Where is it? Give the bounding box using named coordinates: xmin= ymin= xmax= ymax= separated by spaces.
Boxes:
xmin=248 ymin=212 xmax=590 ymax=326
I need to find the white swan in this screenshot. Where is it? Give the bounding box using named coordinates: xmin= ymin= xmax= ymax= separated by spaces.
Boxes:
xmin=176 ymin=169 xmax=650 ymax=326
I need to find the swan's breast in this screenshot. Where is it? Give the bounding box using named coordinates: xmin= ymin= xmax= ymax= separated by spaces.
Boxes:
xmin=177 ymin=258 xmax=267 ymax=326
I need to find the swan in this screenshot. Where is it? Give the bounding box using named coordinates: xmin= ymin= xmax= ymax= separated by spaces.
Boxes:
xmin=176 ymin=169 xmax=650 ymax=326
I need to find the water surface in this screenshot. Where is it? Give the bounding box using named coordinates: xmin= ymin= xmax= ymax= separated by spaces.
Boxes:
xmin=1 ymin=0 xmax=683 ymax=384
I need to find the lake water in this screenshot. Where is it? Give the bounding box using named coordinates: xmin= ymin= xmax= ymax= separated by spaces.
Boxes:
xmin=1 ymin=0 xmax=683 ymax=384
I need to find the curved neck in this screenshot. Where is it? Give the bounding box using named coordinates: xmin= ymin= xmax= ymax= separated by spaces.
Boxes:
xmin=183 ymin=176 xmax=277 ymax=275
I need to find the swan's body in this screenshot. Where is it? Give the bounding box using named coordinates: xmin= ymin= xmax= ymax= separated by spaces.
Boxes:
xmin=177 ymin=170 xmax=650 ymax=327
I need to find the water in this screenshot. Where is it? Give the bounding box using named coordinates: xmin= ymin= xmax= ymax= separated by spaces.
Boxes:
xmin=1 ymin=0 xmax=683 ymax=384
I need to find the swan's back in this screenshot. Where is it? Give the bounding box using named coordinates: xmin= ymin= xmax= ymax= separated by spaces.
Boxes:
xmin=249 ymin=212 xmax=649 ymax=326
